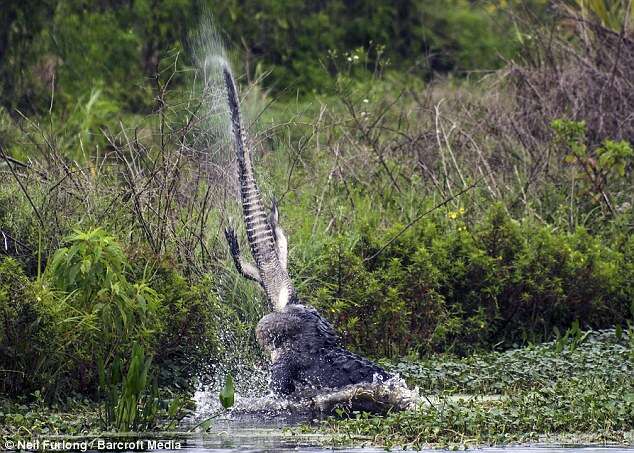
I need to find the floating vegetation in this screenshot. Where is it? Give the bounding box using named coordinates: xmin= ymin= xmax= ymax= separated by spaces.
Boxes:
xmin=313 ymin=329 xmax=634 ymax=449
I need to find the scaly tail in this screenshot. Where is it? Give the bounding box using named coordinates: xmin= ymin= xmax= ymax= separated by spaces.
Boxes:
xmin=222 ymin=65 xmax=294 ymax=310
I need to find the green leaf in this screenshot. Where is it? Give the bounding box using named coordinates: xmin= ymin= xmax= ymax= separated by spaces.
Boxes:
xmin=219 ymin=373 xmax=235 ymax=409
xmin=196 ymin=417 xmax=215 ymax=432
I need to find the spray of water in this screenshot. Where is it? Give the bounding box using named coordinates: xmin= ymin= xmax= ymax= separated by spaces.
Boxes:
xmin=188 ymin=13 xmax=240 ymax=201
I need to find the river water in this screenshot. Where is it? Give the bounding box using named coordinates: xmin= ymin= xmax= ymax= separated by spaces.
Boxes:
xmin=176 ymin=423 xmax=634 ymax=452
xmin=21 ymin=414 xmax=634 ymax=452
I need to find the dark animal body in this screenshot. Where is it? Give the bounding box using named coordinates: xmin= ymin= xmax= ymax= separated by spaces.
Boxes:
xmin=256 ymin=304 xmax=391 ymax=395
xmin=220 ymin=63 xmax=394 ymax=401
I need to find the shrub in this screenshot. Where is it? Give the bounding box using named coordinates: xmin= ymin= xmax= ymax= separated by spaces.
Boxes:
xmin=149 ymin=269 xmax=224 ymax=388
xmin=42 ymin=229 xmax=164 ymax=394
xmin=0 ymin=223 xmax=264 ymax=399
xmin=300 ymin=202 xmax=632 ymax=357
xmin=47 ymin=228 xmax=162 ymax=355
xmin=0 ymin=181 xmax=42 ymax=275
xmin=551 ymin=119 xmax=633 ymax=218
xmin=0 ymin=258 xmax=63 ymax=396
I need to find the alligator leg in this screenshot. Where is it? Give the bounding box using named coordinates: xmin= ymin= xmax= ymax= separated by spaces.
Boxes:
xmin=224 ymin=223 xmax=263 ymax=285
xmin=268 ymin=198 xmax=288 ymax=271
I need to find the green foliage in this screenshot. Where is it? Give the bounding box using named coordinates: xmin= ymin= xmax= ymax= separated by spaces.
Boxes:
xmin=98 ymin=344 xmax=154 ymax=431
xmin=0 ymin=258 xmax=63 ymax=395
xmin=0 ymin=224 xmax=258 ymax=400
xmin=597 ymin=139 xmax=634 ymax=177
xmin=58 ymin=88 xmax=121 ymax=160
xmin=149 ymin=270 xmax=227 ymax=389
xmin=322 ymin=378 xmax=634 ymax=449
xmin=416 ymin=0 xmax=520 ymax=72
xmin=0 ymin=181 xmax=43 ymax=274
xmin=0 ymin=0 xmax=193 ymax=114
xmin=387 ymin=329 xmax=632 ymax=394
xmin=552 ymin=320 xmax=591 ymax=353
xmin=1 ymin=228 xmax=163 ymax=396
xmin=0 ymin=0 xmax=526 ymax=112
xmin=552 ymin=119 xmax=633 ymax=216
xmin=47 ymin=229 xmax=161 ymax=358
xmin=0 ymin=0 xmax=56 ymax=113
xmin=0 ymin=396 xmax=101 ymax=437
xmin=44 ymin=228 xmax=244 ymax=396
xmin=97 ymin=343 xmax=189 ymax=432
xmin=0 ymin=2 xmax=632 ymax=433
xmin=48 ymin=228 xmax=127 ymax=302
xmin=50 ymin=3 xmax=142 ymax=110
xmin=217 ymin=0 xmax=522 ymax=92
xmin=299 ymin=200 xmax=632 ymax=357
xmin=569 ymin=0 xmax=634 ymax=33
xmin=552 ymin=119 xmax=587 ymax=156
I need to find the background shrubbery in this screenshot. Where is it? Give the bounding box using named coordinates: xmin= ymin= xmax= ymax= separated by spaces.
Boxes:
xmin=0 ymin=0 xmax=538 ymax=115
xmin=301 ymin=203 xmax=633 ymax=356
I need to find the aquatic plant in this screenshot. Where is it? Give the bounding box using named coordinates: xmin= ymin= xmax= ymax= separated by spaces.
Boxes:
xmin=386 ymin=329 xmax=633 ymax=394
xmin=97 ymin=344 xmax=191 ymax=431
xmin=98 ymin=344 xmax=154 ymax=431
xmin=218 ymin=374 xmax=235 ymax=409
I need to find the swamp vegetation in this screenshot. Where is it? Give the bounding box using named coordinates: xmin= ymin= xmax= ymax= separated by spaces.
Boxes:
xmin=319 ymin=330 xmax=634 ymax=448
xmin=1 ymin=0 xmax=633 ymax=448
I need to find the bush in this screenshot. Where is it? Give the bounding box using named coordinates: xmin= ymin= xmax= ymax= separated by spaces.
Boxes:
xmin=0 ymin=181 xmax=42 ymax=275
xmin=0 ymin=225 xmax=261 ymax=399
xmin=0 ymin=258 xmax=63 ymax=396
xmin=47 ymin=229 xmax=162 ymax=370
xmin=149 ymin=269 xmax=223 ymax=388
xmin=300 ymin=202 xmax=632 ymax=357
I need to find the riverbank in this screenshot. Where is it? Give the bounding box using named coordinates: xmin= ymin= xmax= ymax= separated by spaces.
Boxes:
xmin=2 ymin=329 xmax=632 ymax=450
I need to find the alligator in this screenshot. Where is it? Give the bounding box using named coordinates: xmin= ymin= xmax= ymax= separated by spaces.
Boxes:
xmin=220 ymin=64 xmax=399 ymax=407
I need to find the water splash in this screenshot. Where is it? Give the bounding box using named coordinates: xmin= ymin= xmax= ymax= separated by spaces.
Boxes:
xmin=192 ymin=373 xmax=420 ymax=425
xmin=235 ymin=376 xmax=419 ymax=418
xmin=189 ymin=13 xmax=240 ymax=200
xmin=192 ymin=365 xmax=271 ymax=422
xmin=187 ymin=15 xmax=271 ymax=422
